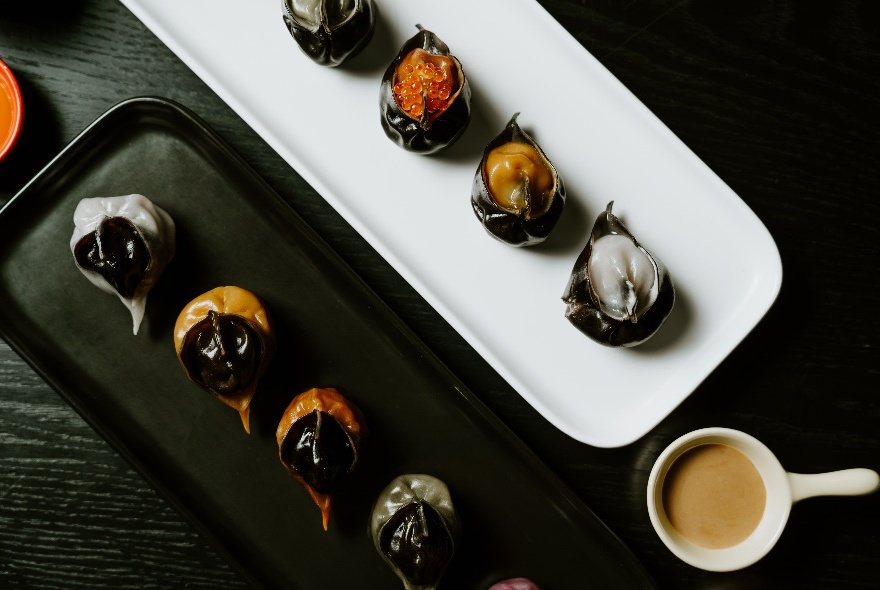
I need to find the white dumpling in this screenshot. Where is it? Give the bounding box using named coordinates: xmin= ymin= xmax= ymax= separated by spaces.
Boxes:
xmin=70 ymin=194 xmax=175 ymax=334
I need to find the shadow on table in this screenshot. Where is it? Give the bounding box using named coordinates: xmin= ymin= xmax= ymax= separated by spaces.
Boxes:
xmin=4 ymin=0 xmax=85 ymax=23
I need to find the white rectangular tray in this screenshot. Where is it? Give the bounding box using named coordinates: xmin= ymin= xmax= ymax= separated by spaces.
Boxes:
xmin=119 ymin=0 xmax=782 ymax=447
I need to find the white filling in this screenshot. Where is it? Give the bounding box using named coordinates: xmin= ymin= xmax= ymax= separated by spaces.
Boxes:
xmin=588 ymin=234 xmax=658 ymax=322
xmin=288 ymin=0 xmax=320 ymax=26
xmin=70 ymin=194 xmax=175 ymax=335
xmin=287 ymin=0 xmax=355 ymax=28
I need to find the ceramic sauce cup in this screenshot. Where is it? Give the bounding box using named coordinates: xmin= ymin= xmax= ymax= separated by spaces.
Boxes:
xmin=647 ymin=427 xmax=879 ymax=571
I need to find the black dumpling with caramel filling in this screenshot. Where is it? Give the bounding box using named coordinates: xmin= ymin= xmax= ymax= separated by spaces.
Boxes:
xmin=472 ymin=113 xmax=565 ymax=246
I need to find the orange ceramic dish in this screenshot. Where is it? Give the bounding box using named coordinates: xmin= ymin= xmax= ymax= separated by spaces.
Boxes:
xmin=0 ymin=58 xmax=23 ymax=162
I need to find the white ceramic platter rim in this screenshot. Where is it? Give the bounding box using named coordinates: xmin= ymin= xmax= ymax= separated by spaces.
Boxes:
xmin=118 ymin=0 xmax=782 ymax=447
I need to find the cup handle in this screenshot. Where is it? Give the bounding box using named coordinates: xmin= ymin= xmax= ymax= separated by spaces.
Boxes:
xmin=788 ymin=469 xmax=880 ymax=503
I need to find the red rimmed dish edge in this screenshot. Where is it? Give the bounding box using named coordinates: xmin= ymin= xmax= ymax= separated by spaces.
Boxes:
xmin=0 ymin=57 xmax=24 ymax=162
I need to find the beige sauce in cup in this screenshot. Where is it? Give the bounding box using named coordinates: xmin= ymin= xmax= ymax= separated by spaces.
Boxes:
xmin=662 ymin=443 xmax=766 ymax=549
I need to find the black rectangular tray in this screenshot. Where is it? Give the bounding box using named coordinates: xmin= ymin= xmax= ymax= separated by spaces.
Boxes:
xmin=0 ymin=97 xmax=655 ymax=589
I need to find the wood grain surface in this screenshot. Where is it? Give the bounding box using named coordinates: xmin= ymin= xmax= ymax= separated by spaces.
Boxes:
xmin=1 ymin=1 xmax=878 ymax=588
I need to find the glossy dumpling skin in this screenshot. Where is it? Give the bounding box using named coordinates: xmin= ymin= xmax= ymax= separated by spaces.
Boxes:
xmin=70 ymin=194 xmax=175 ymax=334
xmin=471 ymin=114 xmax=565 ymax=246
xmin=370 ymin=474 xmax=460 ymax=590
xmin=174 ymin=286 xmax=275 ymax=433
xmin=276 ymin=387 xmax=367 ymax=530
xmin=281 ymin=0 xmax=376 ymax=67
xmin=380 ymin=25 xmax=471 ymax=154
xmin=562 ymin=202 xmax=674 ymax=347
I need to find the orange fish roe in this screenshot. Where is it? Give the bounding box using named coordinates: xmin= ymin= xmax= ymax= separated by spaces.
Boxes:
xmin=392 ymin=49 xmax=455 ymax=120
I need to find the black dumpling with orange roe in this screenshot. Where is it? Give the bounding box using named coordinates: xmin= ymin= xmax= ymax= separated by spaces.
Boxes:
xmin=380 ymin=25 xmax=471 ymax=155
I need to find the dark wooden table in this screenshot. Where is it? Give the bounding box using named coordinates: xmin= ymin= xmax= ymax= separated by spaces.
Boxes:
xmin=2 ymin=1 xmax=878 ymax=588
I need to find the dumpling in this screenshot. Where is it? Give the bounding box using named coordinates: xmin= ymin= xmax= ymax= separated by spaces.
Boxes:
xmin=471 ymin=114 xmax=565 ymax=246
xmin=281 ymin=0 xmax=376 ymax=67
xmin=562 ymin=202 xmax=674 ymax=347
xmin=174 ymin=286 xmax=275 ymax=433
xmin=70 ymin=194 xmax=175 ymax=334
xmin=276 ymin=387 xmax=367 ymax=530
xmin=370 ymin=474 xmax=460 ymax=590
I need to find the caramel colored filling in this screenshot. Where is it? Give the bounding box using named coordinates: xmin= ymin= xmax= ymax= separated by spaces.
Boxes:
xmin=484 ymin=142 xmax=554 ymax=218
xmin=393 ymin=48 xmax=457 ymax=120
